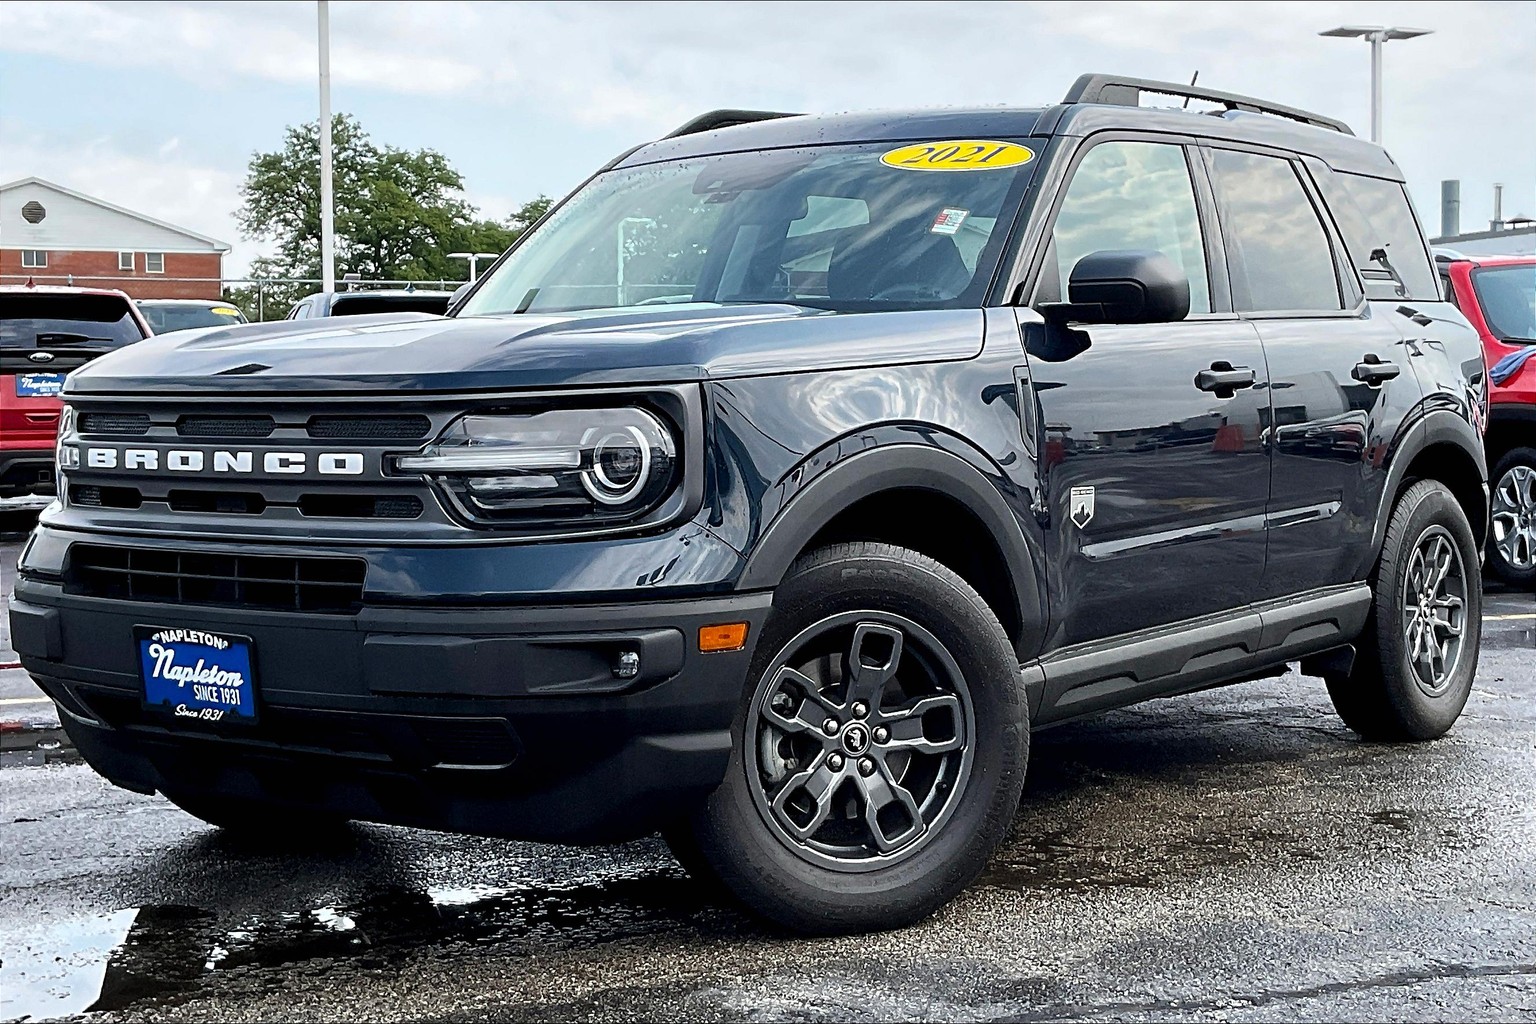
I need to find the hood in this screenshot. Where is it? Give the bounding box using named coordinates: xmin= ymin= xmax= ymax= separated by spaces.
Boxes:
xmin=64 ymin=304 xmax=984 ymax=395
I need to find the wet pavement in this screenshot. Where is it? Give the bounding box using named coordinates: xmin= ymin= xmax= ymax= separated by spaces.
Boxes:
xmin=1 ymin=520 xmax=1534 ymax=1023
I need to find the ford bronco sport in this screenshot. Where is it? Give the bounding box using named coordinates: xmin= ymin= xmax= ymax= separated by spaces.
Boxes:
xmin=9 ymin=75 xmax=1488 ymax=934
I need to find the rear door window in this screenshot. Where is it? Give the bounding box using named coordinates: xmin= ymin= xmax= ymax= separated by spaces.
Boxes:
xmin=1207 ymin=149 xmax=1344 ymax=313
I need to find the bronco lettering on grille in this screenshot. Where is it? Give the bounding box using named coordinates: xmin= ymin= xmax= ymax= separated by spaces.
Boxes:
xmin=76 ymin=447 xmax=366 ymax=475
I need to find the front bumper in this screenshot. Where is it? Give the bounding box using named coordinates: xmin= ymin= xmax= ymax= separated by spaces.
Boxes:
xmin=9 ymin=575 xmax=771 ymax=843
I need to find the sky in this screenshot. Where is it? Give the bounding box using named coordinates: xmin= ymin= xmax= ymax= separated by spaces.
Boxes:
xmin=1 ymin=0 xmax=1532 ymax=277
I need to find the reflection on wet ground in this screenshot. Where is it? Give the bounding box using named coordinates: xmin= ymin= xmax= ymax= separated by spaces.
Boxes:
xmin=1 ymin=828 xmax=733 ymax=1021
xmin=1 ymin=597 xmax=1532 ymax=1022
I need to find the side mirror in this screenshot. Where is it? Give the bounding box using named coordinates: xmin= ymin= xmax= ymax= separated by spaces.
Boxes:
xmin=446 ymin=282 xmax=472 ymax=316
xmin=1050 ymin=249 xmax=1191 ymax=325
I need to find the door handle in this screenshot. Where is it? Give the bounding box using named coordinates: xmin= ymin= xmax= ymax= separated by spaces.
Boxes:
xmin=1195 ymin=362 xmax=1257 ymax=394
xmin=1352 ymin=354 xmax=1401 ymax=385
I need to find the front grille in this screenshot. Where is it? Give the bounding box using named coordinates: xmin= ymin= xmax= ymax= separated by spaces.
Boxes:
xmin=65 ymin=544 xmax=366 ymax=613
xmin=177 ymin=415 xmax=275 ymax=438
xmin=299 ymin=494 xmax=423 ymax=519
xmin=63 ymin=401 xmax=452 ymax=532
xmin=307 ymin=415 xmax=432 ymax=440
xmin=69 ymin=485 xmax=142 ymax=509
xmin=167 ymin=490 xmax=267 ymax=515
xmin=78 ymin=412 xmax=151 ymax=435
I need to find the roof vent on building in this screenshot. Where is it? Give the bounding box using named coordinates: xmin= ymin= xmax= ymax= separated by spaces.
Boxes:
xmin=21 ymin=201 xmax=47 ymax=224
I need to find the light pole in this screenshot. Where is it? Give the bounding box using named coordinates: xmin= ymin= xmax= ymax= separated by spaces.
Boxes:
xmin=318 ymin=1 xmax=335 ymax=292
xmin=447 ymin=252 xmax=501 ymax=283
xmin=1319 ymin=25 xmax=1432 ymax=145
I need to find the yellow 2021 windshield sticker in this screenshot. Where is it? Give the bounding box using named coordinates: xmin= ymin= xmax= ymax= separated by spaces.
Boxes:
xmin=881 ymin=140 xmax=1034 ymax=171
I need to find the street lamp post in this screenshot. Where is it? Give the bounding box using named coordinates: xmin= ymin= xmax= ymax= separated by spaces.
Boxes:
xmin=318 ymin=1 xmax=335 ymax=293
xmin=1319 ymin=25 xmax=1432 ymax=145
xmin=446 ymin=252 xmax=501 ymax=282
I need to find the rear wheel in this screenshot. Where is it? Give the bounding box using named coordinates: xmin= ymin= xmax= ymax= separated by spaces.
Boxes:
xmin=670 ymin=542 xmax=1028 ymax=934
xmin=1488 ymin=447 xmax=1536 ymax=588
xmin=1327 ymin=480 xmax=1481 ymax=741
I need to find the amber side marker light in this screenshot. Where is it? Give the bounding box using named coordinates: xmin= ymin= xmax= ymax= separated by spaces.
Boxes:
xmin=699 ymin=623 xmax=749 ymax=653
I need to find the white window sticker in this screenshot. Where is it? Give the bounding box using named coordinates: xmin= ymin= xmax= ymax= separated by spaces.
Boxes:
xmin=931 ymin=208 xmax=969 ymax=235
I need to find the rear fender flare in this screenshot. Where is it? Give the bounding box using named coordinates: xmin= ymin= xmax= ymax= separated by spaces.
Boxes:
xmin=1368 ymin=408 xmax=1488 ymax=561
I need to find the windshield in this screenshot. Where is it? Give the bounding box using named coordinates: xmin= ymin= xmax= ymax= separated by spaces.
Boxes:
xmin=0 ymin=294 xmax=145 ymax=348
xmin=139 ymin=302 xmax=246 ymax=333
xmin=1472 ymin=265 xmax=1536 ymax=343
xmin=461 ymin=141 xmax=1037 ymax=316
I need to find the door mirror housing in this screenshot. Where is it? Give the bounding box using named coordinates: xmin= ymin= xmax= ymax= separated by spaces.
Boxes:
xmin=1044 ymin=249 xmax=1191 ymax=325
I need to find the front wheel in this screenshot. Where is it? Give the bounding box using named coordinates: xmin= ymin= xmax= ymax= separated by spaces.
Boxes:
xmin=1327 ymin=480 xmax=1482 ymax=741
xmin=670 ymin=542 xmax=1028 ymax=934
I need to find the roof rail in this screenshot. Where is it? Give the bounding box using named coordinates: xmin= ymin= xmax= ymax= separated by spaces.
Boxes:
xmin=665 ymin=109 xmax=800 ymax=139
xmin=1063 ymin=74 xmax=1354 ymax=135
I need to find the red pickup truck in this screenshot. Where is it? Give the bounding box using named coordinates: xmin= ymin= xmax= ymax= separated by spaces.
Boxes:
xmin=1 ymin=285 xmax=153 ymax=509
xmin=1438 ymin=253 xmax=1536 ymax=587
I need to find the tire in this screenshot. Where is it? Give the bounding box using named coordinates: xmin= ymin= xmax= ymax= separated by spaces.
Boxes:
xmin=670 ymin=542 xmax=1029 ymax=934
xmin=1487 ymin=447 xmax=1536 ymax=589
xmin=1327 ymin=480 xmax=1482 ymax=741
xmin=162 ymin=790 xmax=351 ymax=843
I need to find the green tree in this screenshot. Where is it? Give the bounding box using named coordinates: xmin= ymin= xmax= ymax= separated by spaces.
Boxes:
xmin=236 ymin=115 xmax=550 ymax=317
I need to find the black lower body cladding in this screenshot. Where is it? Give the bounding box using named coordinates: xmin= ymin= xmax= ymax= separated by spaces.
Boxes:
xmin=9 ymin=574 xmax=772 ymax=844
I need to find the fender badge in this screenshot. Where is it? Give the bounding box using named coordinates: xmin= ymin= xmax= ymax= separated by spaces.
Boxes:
xmin=28 ymin=351 xmax=55 ymax=363
xmin=1069 ymin=486 xmax=1095 ymax=529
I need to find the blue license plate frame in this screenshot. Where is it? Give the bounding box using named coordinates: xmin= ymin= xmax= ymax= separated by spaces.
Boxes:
xmin=137 ymin=626 xmax=259 ymax=726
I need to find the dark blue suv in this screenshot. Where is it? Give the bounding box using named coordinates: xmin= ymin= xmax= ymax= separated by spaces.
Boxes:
xmin=10 ymin=76 xmax=1488 ymax=934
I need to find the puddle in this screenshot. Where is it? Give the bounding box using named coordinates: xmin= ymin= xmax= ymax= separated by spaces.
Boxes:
xmin=0 ymin=832 xmax=726 ymax=1021
xmin=1 ymin=908 xmax=138 ymax=1021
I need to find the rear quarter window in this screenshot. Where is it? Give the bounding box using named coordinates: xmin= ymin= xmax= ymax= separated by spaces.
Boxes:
xmin=1319 ymin=170 xmax=1437 ymax=301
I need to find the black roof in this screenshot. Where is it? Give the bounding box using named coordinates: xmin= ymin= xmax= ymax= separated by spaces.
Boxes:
xmin=619 ymin=73 xmax=1398 ymax=181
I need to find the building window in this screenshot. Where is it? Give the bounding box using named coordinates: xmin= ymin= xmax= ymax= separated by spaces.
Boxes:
xmin=145 ymin=252 xmax=165 ymax=274
xmin=118 ymin=251 xmax=134 ymax=271
xmin=21 ymin=250 xmax=47 ymax=269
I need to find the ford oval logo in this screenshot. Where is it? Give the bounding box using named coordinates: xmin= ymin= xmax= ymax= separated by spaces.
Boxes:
xmin=28 ymin=352 xmax=55 ymax=364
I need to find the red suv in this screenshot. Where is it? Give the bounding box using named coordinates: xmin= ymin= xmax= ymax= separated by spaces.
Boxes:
xmin=1438 ymin=253 xmax=1536 ymax=587
xmin=1 ymin=286 xmax=152 ymax=509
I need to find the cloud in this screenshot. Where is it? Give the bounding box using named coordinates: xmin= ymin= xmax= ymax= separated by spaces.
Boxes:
xmin=2 ymin=1 xmax=1531 ymax=233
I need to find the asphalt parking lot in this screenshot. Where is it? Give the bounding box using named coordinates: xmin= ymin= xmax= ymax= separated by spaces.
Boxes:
xmin=2 ymin=514 xmax=1533 ymax=1023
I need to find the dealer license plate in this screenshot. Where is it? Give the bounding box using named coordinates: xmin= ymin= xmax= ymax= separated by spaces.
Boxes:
xmin=137 ymin=626 xmax=258 ymax=725
xmin=14 ymin=372 xmax=66 ymax=397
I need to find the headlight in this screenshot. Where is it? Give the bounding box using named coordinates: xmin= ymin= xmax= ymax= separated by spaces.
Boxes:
xmin=393 ymin=407 xmax=678 ymax=527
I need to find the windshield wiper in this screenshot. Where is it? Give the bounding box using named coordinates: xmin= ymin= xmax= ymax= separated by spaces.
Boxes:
xmin=36 ymin=332 xmax=115 ymax=344
xmin=1369 ymin=247 xmax=1408 ymax=297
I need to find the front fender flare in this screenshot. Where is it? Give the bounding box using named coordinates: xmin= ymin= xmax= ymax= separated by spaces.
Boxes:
xmin=738 ymin=442 xmax=1045 ymax=658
